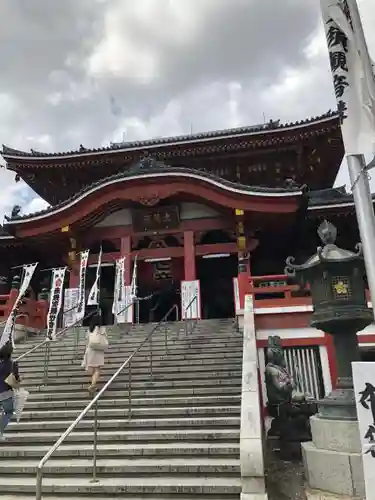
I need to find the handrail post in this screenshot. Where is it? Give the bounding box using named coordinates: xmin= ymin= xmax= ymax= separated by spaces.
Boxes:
xmin=74 ymin=323 xmax=81 ymax=359
xmin=36 ymin=468 xmax=43 ymax=500
xmin=43 ymin=342 xmax=50 ymax=385
xmin=91 ymin=400 xmax=99 ymax=483
xmin=164 ymin=321 xmax=168 ymax=354
xmin=149 ymin=333 xmax=153 ymax=379
xmin=128 ymin=360 xmax=132 ymax=420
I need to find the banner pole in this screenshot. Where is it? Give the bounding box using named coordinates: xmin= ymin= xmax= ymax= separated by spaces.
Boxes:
xmin=347 ymin=154 xmax=375 ymax=318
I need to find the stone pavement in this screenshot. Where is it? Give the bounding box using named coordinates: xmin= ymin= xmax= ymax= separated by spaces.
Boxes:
xmin=266 ymin=441 xmax=306 ymax=500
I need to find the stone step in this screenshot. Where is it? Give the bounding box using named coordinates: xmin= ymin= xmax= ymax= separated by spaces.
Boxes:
xmin=22 ymin=405 xmax=240 ymax=421
xmin=27 ymin=386 xmax=241 ymax=401
xmin=22 ymin=405 xmax=240 ymax=422
xmin=0 ymin=496 xmax=239 ymax=500
xmin=14 ymin=335 xmax=241 ymax=354
xmin=20 ymin=370 xmax=242 ymax=387
xmin=1 ymin=428 xmax=240 ymax=445
xmin=18 ymin=351 xmax=242 ymax=367
xmin=22 ymin=377 xmax=242 ymax=393
xmin=0 ymin=474 xmax=242 ymax=496
xmin=0 ymin=442 xmax=240 ymax=459
xmin=0 ymin=457 xmax=240 ymax=476
xmin=24 ymin=395 xmax=241 ymax=410
xmin=7 ymin=416 xmax=241 ymax=432
xmin=17 ymin=345 xmax=243 ymax=362
xmin=20 ymin=361 xmax=242 ymax=377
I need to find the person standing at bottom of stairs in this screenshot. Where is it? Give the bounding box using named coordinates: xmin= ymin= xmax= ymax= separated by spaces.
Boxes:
xmin=81 ymin=313 xmax=109 ymax=395
xmin=0 ymin=342 xmax=20 ymax=440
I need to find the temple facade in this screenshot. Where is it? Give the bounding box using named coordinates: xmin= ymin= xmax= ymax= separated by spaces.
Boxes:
xmin=0 ymin=110 xmax=374 ymax=397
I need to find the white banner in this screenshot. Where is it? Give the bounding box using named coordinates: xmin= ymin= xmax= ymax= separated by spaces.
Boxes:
xmin=75 ymin=250 xmax=89 ymax=324
xmin=46 ymin=267 xmax=66 ymax=340
xmin=63 ymin=288 xmax=79 ymax=328
xmin=233 ymin=277 xmax=241 ymax=314
xmin=117 ymin=285 xmax=133 ymax=324
xmin=112 ymin=257 xmax=125 ymax=316
xmin=130 ymin=255 xmax=138 ymax=299
xmin=352 ymin=362 xmax=375 ymax=500
xmin=87 ymin=247 xmax=102 ymax=306
xmin=1 ymin=262 xmax=38 ymax=349
xmin=181 ymin=280 xmax=200 ymax=319
xmin=320 ymin=0 xmax=375 ymax=156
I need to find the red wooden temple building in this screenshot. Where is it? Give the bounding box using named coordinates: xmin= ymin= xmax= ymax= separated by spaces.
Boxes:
xmin=1 ymin=109 xmax=374 ymax=399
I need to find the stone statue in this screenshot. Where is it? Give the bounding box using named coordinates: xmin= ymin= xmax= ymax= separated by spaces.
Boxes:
xmin=265 ymin=336 xmax=317 ymax=457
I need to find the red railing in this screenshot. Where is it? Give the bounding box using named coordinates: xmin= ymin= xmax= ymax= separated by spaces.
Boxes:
xmin=0 ymin=289 xmax=48 ymax=330
xmin=249 ymin=274 xmax=312 ymax=308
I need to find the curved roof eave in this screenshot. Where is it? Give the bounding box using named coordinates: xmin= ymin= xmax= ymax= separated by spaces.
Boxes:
xmin=1 ymin=112 xmax=340 ymax=162
xmin=5 ymin=169 xmax=303 ymax=225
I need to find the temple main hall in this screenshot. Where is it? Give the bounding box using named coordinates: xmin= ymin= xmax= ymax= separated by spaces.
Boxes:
xmin=0 ymin=110 xmax=366 ymax=325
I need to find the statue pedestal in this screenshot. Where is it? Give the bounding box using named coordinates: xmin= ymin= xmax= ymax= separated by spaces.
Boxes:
xmin=302 ymin=416 xmax=365 ymax=499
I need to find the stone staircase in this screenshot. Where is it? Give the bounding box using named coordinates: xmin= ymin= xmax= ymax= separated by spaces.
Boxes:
xmin=0 ymin=318 xmax=243 ymax=499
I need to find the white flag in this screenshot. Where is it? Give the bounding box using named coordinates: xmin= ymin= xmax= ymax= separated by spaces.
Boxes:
xmin=46 ymin=267 xmax=66 ymax=340
xmin=130 ymin=255 xmax=138 ymax=299
xmin=320 ymin=0 xmax=375 ymax=156
xmin=112 ymin=257 xmax=125 ymax=315
xmin=1 ymin=263 xmax=38 ymax=349
xmin=87 ymin=247 xmax=102 ymax=306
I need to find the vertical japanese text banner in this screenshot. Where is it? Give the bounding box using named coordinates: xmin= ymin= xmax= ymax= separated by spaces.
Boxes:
xmin=46 ymin=267 xmax=66 ymax=340
xmin=352 ymin=362 xmax=375 ymax=500
xmin=320 ymin=0 xmax=375 ymax=157
xmin=87 ymin=247 xmax=102 ymax=306
xmin=75 ymin=250 xmax=89 ymax=324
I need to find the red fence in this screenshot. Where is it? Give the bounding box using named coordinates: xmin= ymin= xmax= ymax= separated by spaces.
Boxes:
xmin=0 ymin=289 xmax=48 ymax=331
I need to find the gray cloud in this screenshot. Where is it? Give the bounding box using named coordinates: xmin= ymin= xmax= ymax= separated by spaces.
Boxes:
xmin=0 ymin=0 xmax=374 ymax=217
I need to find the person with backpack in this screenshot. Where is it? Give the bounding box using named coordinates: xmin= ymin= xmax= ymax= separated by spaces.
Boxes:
xmin=81 ymin=313 xmax=108 ymax=394
xmin=0 ymin=342 xmax=20 ymax=439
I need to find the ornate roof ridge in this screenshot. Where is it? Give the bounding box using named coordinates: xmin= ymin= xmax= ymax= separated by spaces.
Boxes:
xmin=1 ymin=110 xmax=339 ymax=160
xmin=4 ymin=162 xmax=303 ymax=223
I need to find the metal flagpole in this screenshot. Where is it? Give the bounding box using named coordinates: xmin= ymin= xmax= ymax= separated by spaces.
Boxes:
xmin=346 ymin=0 xmax=375 ymax=317
xmin=347 ymin=154 xmax=375 ymax=317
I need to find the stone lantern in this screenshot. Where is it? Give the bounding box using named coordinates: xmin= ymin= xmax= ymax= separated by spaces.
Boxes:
xmin=285 ymin=220 xmax=371 ymax=497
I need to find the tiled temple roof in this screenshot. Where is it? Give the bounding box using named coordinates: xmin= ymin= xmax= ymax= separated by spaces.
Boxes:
xmin=3 ymin=160 xmax=304 ymax=223
xmin=1 ymin=111 xmax=339 ymax=160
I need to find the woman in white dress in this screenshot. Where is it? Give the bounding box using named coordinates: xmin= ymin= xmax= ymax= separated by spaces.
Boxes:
xmin=82 ymin=314 xmax=108 ymax=394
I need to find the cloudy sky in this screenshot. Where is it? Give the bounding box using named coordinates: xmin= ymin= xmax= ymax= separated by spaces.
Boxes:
xmin=0 ymin=0 xmax=374 ymax=219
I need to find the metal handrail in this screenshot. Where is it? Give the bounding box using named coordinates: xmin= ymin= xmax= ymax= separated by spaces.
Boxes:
xmin=113 ymin=300 xmax=135 ymax=336
xmin=36 ymin=302 xmax=180 ymax=499
xmin=183 ymin=294 xmax=198 ymax=335
xmin=21 ymin=308 xmax=97 ymax=384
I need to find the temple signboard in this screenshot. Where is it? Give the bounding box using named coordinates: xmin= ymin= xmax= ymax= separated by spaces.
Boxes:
xmin=132 ymin=205 xmax=180 ymax=232
xmin=352 ymin=362 xmax=375 ymax=500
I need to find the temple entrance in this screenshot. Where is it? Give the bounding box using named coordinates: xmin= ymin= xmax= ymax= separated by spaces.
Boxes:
xmin=85 ymin=263 xmax=115 ymax=326
xmin=137 ymin=258 xmax=182 ymax=323
xmin=197 ymin=254 xmax=237 ymax=319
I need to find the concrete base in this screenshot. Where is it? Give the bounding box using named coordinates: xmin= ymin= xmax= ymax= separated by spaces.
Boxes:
xmin=306 ymin=487 xmax=363 ymax=499
xmin=241 ymin=494 xmax=268 ymax=500
xmin=303 ymin=416 xmax=365 ymax=499
xmin=310 ymin=416 xmax=361 ymax=453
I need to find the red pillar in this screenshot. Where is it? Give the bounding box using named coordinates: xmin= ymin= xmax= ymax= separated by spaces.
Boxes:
xmin=121 ymin=236 xmax=132 ymax=285
xmin=184 ymin=231 xmax=196 ymax=280
xmin=69 ymin=267 xmax=79 ymax=288
xmin=237 ymin=253 xmax=251 ymax=309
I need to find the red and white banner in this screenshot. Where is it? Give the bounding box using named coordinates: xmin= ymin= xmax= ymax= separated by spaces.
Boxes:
xmin=74 ymin=250 xmax=89 ymax=324
xmin=46 ymin=267 xmax=66 ymax=340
